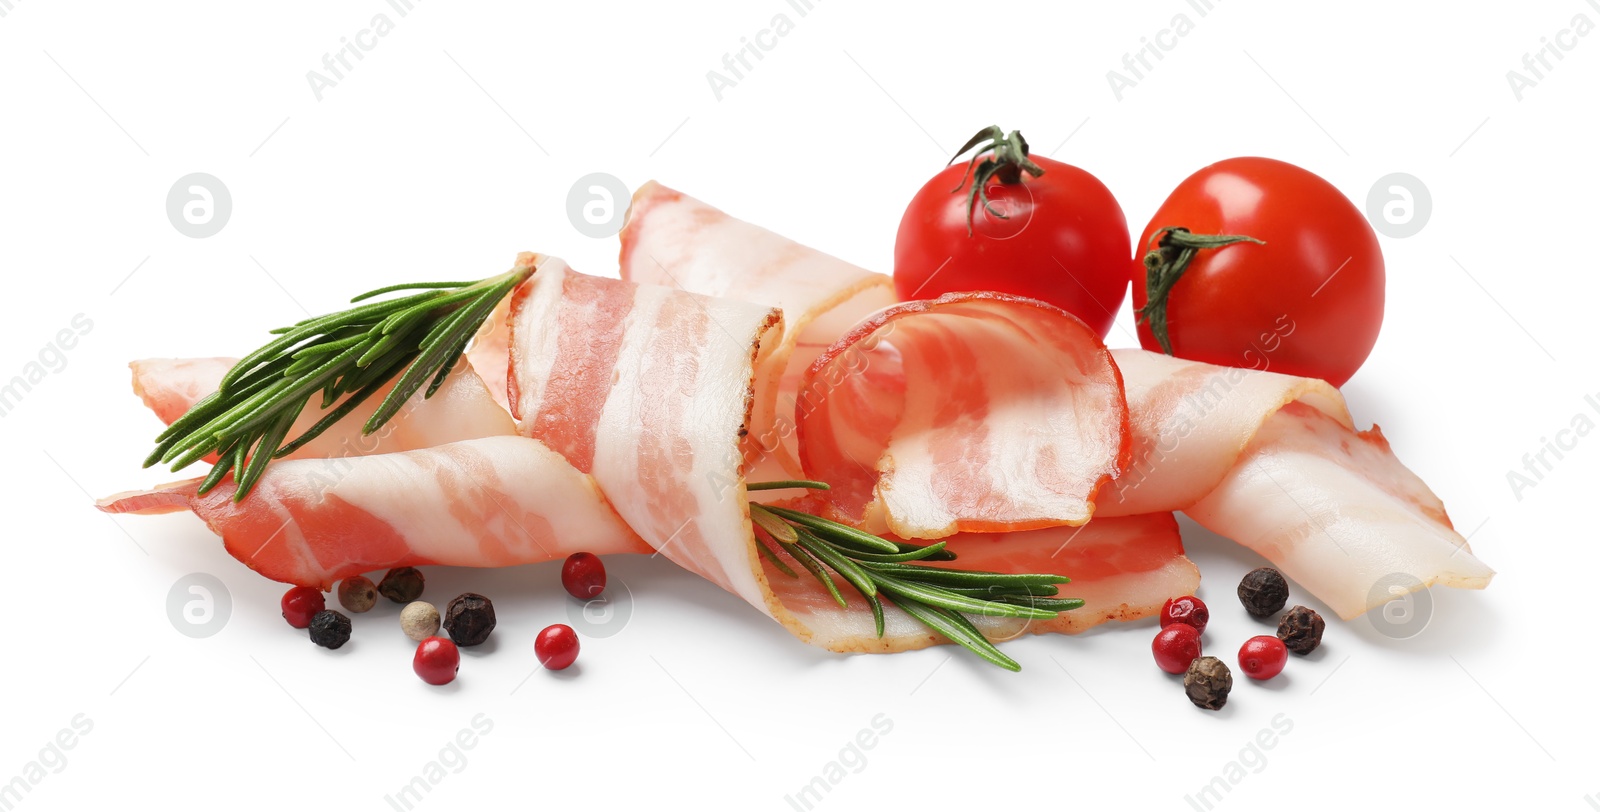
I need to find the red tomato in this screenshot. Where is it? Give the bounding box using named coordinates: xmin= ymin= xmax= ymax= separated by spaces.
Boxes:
xmin=1131 ymin=157 xmax=1384 ymax=387
xmin=894 ymin=127 xmax=1131 ymax=338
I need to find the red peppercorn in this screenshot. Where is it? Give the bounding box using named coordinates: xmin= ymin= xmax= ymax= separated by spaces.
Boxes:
xmin=1152 ymin=624 xmax=1202 ymax=674
xmin=561 ymin=552 xmax=607 ymax=600
xmin=281 ymin=586 xmax=325 ymax=629
xmin=535 ymin=623 xmax=580 ymax=670
xmin=413 ymin=636 xmax=460 ymax=686
xmin=1238 ymin=635 xmax=1289 ymax=680
xmin=1159 ymin=595 xmax=1209 ymax=634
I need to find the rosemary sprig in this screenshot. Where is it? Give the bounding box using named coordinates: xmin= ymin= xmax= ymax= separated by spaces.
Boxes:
xmin=146 ymin=267 xmax=531 ymax=500
xmin=749 ymin=482 xmax=1083 ymax=671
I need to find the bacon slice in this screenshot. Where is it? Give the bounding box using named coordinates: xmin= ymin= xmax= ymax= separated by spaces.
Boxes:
xmin=759 ymin=513 xmax=1197 ymax=651
xmin=510 ymin=255 xmax=795 ymax=617
xmin=796 ymin=292 xmax=1130 ymax=540
xmin=619 ymin=181 xmax=896 ymax=475
xmin=127 ymin=356 xmax=515 ymax=462
xmin=1098 ymin=349 xmax=1350 ymax=516
xmin=1106 ymin=349 xmax=1493 ymax=618
xmin=97 ymin=436 xmax=650 ymax=589
xmin=1186 ymin=402 xmax=1493 ymax=619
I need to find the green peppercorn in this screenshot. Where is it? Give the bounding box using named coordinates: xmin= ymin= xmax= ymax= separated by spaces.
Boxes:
xmin=443 ymin=593 xmax=496 ymax=647
xmin=337 ymin=576 xmax=378 ymax=613
xmin=378 ymin=567 xmax=425 ymax=604
xmin=309 ymin=610 xmax=352 ymax=649
xmin=1184 ymin=656 xmax=1232 ymax=710
xmin=1277 ymin=605 xmax=1325 ymax=655
xmin=1238 ymin=567 xmax=1289 ymax=617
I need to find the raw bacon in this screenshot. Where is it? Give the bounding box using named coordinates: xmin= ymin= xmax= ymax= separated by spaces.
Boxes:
xmin=1186 ymin=403 xmax=1493 ymax=619
xmin=621 ymin=185 xmax=1490 ymax=620
xmin=620 ymin=181 xmax=897 ymax=476
xmin=98 ymin=436 xmax=650 ymax=589
xmin=509 ymin=254 xmax=796 ymax=618
xmin=620 ymin=183 xmax=1132 ymax=539
xmin=106 ymin=256 xmax=1190 ymax=658
xmin=1103 ymin=349 xmax=1492 ymax=619
xmin=796 ymin=292 xmax=1130 ymax=539
xmin=103 ymin=182 xmax=1493 ymax=661
xmin=129 ymin=356 xmax=515 ymax=461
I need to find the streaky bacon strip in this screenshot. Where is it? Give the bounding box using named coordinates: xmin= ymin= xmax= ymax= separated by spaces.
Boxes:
xmin=507 ymin=258 xmax=1183 ymax=652
xmin=619 ymin=181 xmax=896 ymax=476
xmin=98 ymin=436 xmax=650 ymax=589
xmin=1186 ymin=402 xmax=1493 ymax=619
xmin=1097 ymin=349 xmax=1350 ymax=516
xmin=797 ymin=292 xmax=1130 ymax=540
xmin=615 ymin=183 xmax=1491 ymax=621
xmin=759 ymin=513 xmax=1197 ymax=651
xmin=511 ymin=255 xmax=795 ymax=616
xmin=129 ymin=356 xmax=516 ymax=463
xmin=1105 ymin=349 xmax=1492 ymax=618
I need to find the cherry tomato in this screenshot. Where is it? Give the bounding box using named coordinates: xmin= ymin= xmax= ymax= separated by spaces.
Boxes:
xmin=1131 ymin=157 xmax=1384 ymax=387
xmin=1238 ymin=635 xmax=1289 ymax=680
xmin=281 ymin=586 xmax=325 ymax=629
xmin=561 ymin=552 xmax=606 ymax=600
xmin=413 ymin=636 xmax=461 ymax=685
xmin=536 ymin=624 xmax=580 ymax=671
xmin=1152 ymin=624 xmax=1202 ymax=675
xmin=895 ymin=127 xmax=1130 ymax=338
xmin=1159 ymin=595 xmax=1209 ymax=634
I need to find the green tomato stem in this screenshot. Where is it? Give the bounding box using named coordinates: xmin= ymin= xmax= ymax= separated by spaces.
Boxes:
xmin=1135 ymin=227 xmax=1266 ymax=356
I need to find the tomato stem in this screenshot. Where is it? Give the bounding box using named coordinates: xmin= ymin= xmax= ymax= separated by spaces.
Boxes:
xmin=1136 ymin=227 xmax=1266 ymax=355
xmin=947 ymin=125 xmax=1045 ymax=236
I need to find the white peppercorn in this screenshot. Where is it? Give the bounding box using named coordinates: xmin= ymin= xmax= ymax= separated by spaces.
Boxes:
xmin=401 ymin=601 xmax=440 ymax=642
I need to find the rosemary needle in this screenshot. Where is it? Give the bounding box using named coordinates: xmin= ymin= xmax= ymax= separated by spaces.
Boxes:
xmin=147 ymin=267 xmax=531 ymax=500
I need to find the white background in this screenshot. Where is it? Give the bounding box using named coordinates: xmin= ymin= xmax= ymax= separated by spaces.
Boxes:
xmin=1 ymin=1 xmax=1595 ymax=809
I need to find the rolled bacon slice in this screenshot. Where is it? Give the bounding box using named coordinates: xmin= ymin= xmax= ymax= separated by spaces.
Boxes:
xmin=796 ymin=292 xmax=1130 ymax=540
xmin=1186 ymin=402 xmax=1493 ymax=619
xmin=620 ymin=185 xmax=1491 ymax=620
xmin=619 ymin=181 xmax=897 ymax=476
xmin=507 ymin=257 xmax=1174 ymax=652
xmin=97 ymin=436 xmax=651 ymax=588
xmin=130 ymin=356 xmax=516 ymax=461
xmin=1104 ymin=349 xmax=1493 ymax=619
xmin=619 ymin=183 xmax=1132 ymax=539
xmin=509 ymin=253 xmax=793 ymax=617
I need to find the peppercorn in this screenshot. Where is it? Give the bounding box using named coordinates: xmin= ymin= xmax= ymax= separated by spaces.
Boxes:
xmin=401 ymin=601 xmax=441 ymax=642
xmin=378 ymin=567 xmax=425 ymax=604
xmin=308 ymin=610 xmax=353 ymax=649
xmin=443 ymin=593 xmax=496 ymax=646
xmin=1237 ymin=567 xmax=1289 ymax=617
xmin=337 ymin=576 xmax=378 ymax=613
xmin=280 ymin=586 xmax=325 ymax=629
xmin=1184 ymin=656 xmax=1233 ymax=711
xmin=1277 ymin=605 xmax=1325 ymax=655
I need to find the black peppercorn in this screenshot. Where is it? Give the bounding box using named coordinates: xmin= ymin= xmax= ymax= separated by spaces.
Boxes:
xmin=1277 ymin=605 xmax=1325 ymax=655
xmin=443 ymin=593 xmax=496 ymax=646
xmin=308 ymin=610 xmax=353 ymax=649
xmin=378 ymin=567 xmax=426 ymax=604
xmin=1184 ymin=656 xmax=1233 ymax=710
xmin=1237 ymin=567 xmax=1289 ymax=617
